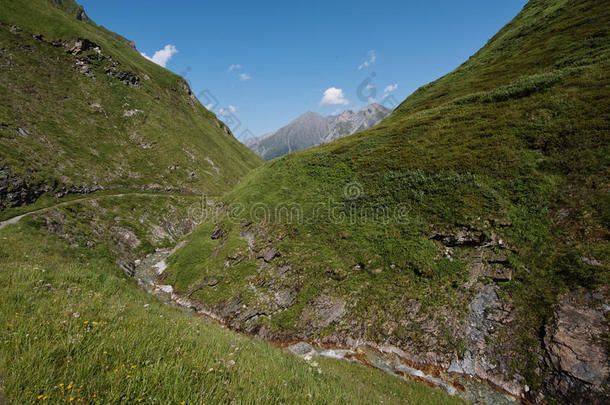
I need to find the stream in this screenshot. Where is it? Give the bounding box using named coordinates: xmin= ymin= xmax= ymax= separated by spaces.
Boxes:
xmin=135 ymin=246 xmax=519 ymax=405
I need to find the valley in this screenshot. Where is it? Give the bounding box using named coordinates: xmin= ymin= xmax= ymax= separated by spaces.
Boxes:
xmin=0 ymin=0 xmax=608 ymax=404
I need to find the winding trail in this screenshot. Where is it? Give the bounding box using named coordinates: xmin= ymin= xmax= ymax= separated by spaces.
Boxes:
xmin=0 ymin=191 xmax=196 ymax=231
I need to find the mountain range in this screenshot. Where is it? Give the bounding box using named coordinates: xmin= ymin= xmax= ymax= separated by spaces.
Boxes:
xmin=245 ymin=103 xmax=391 ymax=160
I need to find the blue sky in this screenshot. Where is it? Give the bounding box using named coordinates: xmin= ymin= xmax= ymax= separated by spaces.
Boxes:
xmin=79 ymin=0 xmax=528 ymax=139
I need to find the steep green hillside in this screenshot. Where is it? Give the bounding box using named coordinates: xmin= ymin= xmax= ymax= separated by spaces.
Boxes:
xmin=0 ymin=0 xmax=262 ymax=209
xmin=0 ymin=198 xmax=462 ymax=404
xmin=165 ymin=0 xmax=609 ymax=402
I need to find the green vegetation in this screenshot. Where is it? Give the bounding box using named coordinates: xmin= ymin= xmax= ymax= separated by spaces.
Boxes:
xmin=166 ymin=0 xmax=610 ymax=390
xmin=1 ymin=0 xmax=608 ymax=402
xmin=0 ymin=0 xmax=261 ymax=201
xmin=0 ymin=204 xmax=463 ymax=404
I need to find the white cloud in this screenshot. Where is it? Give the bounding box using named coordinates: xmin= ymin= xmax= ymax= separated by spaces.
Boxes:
xmin=358 ymin=50 xmax=376 ymax=70
xmin=239 ymin=73 xmax=252 ymax=81
xmin=366 ymin=84 xmax=375 ymax=90
xmin=204 ymin=104 xmax=214 ymax=111
xmin=218 ymin=105 xmax=238 ymax=116
xmin=384 ymin=83 xmax=398 ymax=94
xmin=320 ymin=87 xmax=349 ymax=106
xmin=141 ymin=44 xmax=178 ymax=68
xmin=228 ymin=64 xmax=242 ymax=71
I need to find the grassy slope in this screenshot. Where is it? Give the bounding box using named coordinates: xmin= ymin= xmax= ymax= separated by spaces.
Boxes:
xmin=165 ymin=0 xmax=610 ymax=390
xmin=0 ymin=3 xmax=462 ymax=402
xmin=0 ymin=0 xmax=262 ymax=198
xmin=0 ymin=200 xmax=462 ymax=405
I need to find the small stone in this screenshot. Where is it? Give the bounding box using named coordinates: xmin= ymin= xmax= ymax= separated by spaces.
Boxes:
xmin=287 ymin=342 xmax=317 ymax=358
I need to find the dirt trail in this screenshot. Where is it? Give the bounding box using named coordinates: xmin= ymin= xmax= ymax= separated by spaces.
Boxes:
xmin=0 ymin=192 xmax=192 ymax=231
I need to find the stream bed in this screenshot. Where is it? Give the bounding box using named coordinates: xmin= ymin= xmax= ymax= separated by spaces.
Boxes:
xmin=135 ymin=247 xmax=520 ymax=405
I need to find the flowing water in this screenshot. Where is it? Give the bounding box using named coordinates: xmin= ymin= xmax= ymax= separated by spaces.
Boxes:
xmin=135 ymin=247 xmax=520 ymax=405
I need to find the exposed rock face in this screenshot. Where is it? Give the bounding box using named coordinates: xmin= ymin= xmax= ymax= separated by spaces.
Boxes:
xmin=299 ymin=295 xmax=347 ymax=331
xmin=257 ymin=247 xmax=279 ymax=263
xmin=76 ymin=7 xmax=89 ymax=23
xmin=112 ymin=226 xmax=141 ymax=250
xmin=65 ymin=38 xmax=140 ymax=87
xmin=0 ymin=166 xmax=49 ymax=209
xmin=544 ymin=288 xmax=609 ymax=404
xmin=447 ymin=284 xmax=521 ymax=396
xmin=67 ymin=38 xmax=97 ymax=55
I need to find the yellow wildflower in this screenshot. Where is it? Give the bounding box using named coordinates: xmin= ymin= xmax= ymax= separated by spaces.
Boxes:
xmin=83 ymin=321 xmax=89 ymax=325
xmin=37 ymin=395 xmax=43 ymax=400
xmin=131 ymin=365 xmax=136 ymax=369
xmin=69 ymin=398 xmax=74 ymax=403
xmin=59 ymin=383 xmax=64 ymax=388
xmin=43 ymin=396 xmax=48 ymax=400
xmin=67 ymin=385 xmax=72 ymax=390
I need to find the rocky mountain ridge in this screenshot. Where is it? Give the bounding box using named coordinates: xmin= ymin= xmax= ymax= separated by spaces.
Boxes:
xmin=245 ymin=103 xmax=391 ymax=160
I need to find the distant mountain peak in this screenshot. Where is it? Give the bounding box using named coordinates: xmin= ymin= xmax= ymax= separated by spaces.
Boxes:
xmin=245 ymin=103 xmax=392 ymax=160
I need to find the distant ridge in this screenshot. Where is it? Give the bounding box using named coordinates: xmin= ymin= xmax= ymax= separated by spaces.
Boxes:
xmin=245 ymin=103 xmax=392 ymax=160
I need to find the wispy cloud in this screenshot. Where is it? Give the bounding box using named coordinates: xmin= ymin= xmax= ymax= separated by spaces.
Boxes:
xmin=320 ymin=87 xmax=349 ymax=106
xmin=358 ymin=50 xmax=376 ymax=70
xmin=218 ymin=105 xmax=239 ymax=115
xmin=384 ymin=83 xmax=398 ymax=94
xmin=141 ymin=44 xmax=178 ymax=68
xmin=228 ymin=64 xmax=252 ymax=81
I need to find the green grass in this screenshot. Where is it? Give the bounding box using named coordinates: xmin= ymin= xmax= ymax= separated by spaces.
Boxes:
xmin=0 ymin=0 xmax=262 ymax=203
xmin=0 ymin=210 xmax=463 ymax=404
xmin=166 ymin=0 xmax=610 ymax=391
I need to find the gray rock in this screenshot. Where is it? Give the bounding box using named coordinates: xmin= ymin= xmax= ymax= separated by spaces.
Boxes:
xmin=544 ymin=288 xmax=609 ymax=403
xmin=258 ymin=247 xmax=278 ymax=263
xmin=211 ymin=226 xmax=223 ymax=240
xmin=67 ymin=38 xmax=97 ymax=55
xmin=112 ymin=226 xmax=141 ymax=250
xmin=581 ymin=257 xmax=602 ymax=267
xmin=431 ymin=229 xmax=484 ymax=246
xmin=76 ymin=7 xmax=89 ymax=22
xmin=287 ymin=342 xmax=317 ymax=358
xmin=274 ymin=290 xmax=296 ymax=308
xmin=0 ymin=165 xmax=49 ymax=209
xmin=299 ymin=295 xmax=347 ymax=330
xmin=274 ymin=265 xmax=292 ymax=277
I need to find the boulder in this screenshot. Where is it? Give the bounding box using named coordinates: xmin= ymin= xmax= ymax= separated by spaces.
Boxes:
xmin=287 ymin=342 xmax=317 ymax=358
xmin=258 ymin=247 xmax=278 ymax=263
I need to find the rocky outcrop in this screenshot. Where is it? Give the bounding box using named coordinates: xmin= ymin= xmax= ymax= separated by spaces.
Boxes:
xmin=447 ymin=284 xmax=522 ymax=396
xmin=543 ymin=288 xmax=609 ymax=404
xmin=431 ymin=227 xmax=513 ymax=285
xmin=0 ymin=166 xmax=49 ymax=209
xmin=76 ymin=7 xmax=89 ymax=23
xmin=64 ymin=38 xmax=140 ymax=87
xmin=299 ymin=295 xmax=347 ymax=331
